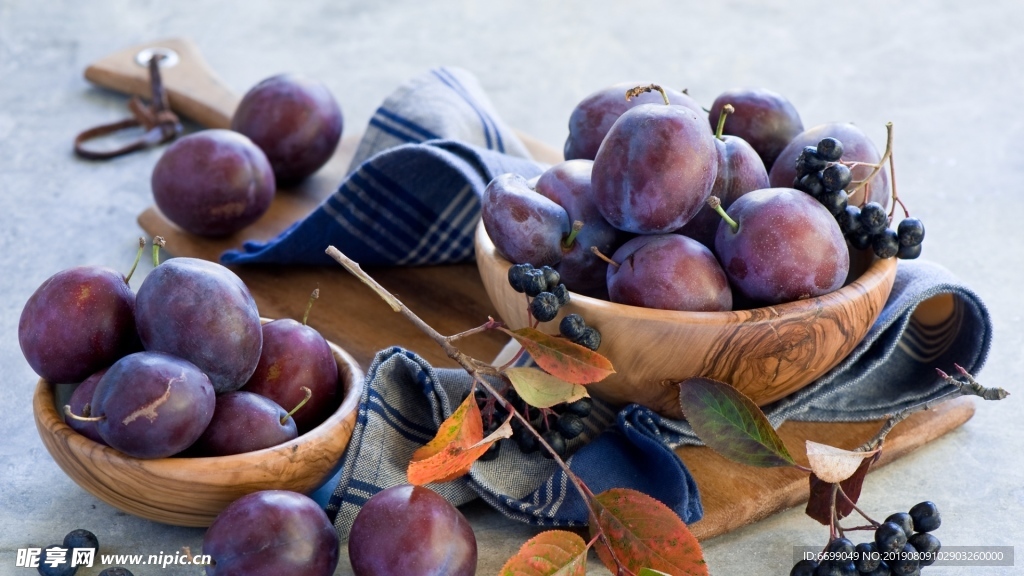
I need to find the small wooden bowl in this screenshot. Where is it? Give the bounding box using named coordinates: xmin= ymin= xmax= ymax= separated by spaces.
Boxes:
xmin=32 ymin=333 xmax=364 ymax=528
xmin=476 ymin=221 xmax=897 ymax=419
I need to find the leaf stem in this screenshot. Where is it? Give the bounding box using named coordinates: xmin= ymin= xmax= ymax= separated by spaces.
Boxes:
xmin=836 ymin=484 xmax=880 ymax=527
xmin=446 ymin=317 xmax=505 ymax=344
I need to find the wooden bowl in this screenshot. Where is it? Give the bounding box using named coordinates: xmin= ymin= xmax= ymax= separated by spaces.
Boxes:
xmin=475 ymin=221 xmax=897 ymax=419
xmin=32 ymin=332 xmax=364 ymax=527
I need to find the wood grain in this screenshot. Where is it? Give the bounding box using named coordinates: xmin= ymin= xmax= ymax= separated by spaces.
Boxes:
xmin=33 ymin=338 xmax=364 ymax=527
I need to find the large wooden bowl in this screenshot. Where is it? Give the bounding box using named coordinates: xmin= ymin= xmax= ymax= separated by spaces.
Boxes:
xmin=32 ymin=334 xmax=364 ymax=527
xmin=476 ymin=221 xmax=898 ymax=419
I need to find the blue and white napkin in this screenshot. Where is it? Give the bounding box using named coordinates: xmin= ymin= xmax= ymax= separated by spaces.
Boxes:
xmin=220 ymin=67 xmax=992 ymax=537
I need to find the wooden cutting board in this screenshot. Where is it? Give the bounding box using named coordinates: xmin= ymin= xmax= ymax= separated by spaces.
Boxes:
xmin=86 ymin=37 xmax=975 ymax=541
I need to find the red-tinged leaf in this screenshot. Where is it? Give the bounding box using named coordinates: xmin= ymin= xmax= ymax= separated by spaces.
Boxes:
xmin=806 ymin=441 xmax=880 ymax=483
xmin=806 ymin=450 xmax=881 ymax=525
xmin=677 ymin=377 xmax=795 ymax=468
xmin=498 ymin=530 xmax=588 ymax=576
xmin=411 ymin=391 xmax=483 ymax=463
xmin=589 ymin=488 xmax=708 ymax=576
xmin=506 ymin=367 xmax=589 ymax=409
xmin=407 ymin=418 xmax=512 ymax=485
xmin=501 ymin=327 xmax=615 ymax=385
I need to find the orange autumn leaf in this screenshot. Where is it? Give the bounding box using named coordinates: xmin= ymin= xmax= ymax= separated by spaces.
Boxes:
xmin=498 ymin=530 xmax=588 ymax=576
xmin=407 ymin=394 xmax=512 ymax=485
xmin=411 ymin=391 xmax=483 ymax=463
xmin=502 ymin=327 xmax=615 ymax=385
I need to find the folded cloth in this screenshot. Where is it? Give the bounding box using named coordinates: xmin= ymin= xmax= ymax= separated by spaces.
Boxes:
xmin=216 ymin=67 xmax=992 ymax=537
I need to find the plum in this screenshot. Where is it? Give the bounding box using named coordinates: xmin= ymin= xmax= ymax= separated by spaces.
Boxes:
xmin=192 ymin=391 xmax=298 ymax=456
xmin=348 ymin=485 xmax=476 ymax=576
xmin=203 ymin=490 xmax=338 ymax=576
xmin=19 ymin=264 xmax=140 ymax=384
xmin=88 ymin=351 xmax=215 ymax=459
xmin=592 ymin=95 xmax=719 ymax=234
xmin=769 ymin=122 xmax=890 ymax=208
xmin=481 ymin=173 xmax=570 ymax=267
xmin=680 ymin=105 xmax=769 ymax=249
xmin=65 ymin=367 xmax=108 ymax=444
xmin=135 ymin=257 xmax=262 ymax=394
xmin=532 ymin=160 xmax=628 ymax=298
xmin=713 ymin=188 xmax=850 ymax=304
xmin=231 ymin=73 xmax=343 ymax=185
xmin=708 ymin=88 xmax=804 ymax=171
xmin=151 ymin=129 xmax=275 ymax=237
xmin=605 ymin=234 xmax=732 ymax=312
xmin=242 ymin=317 xmax=338 ymax=434
xmin=564 ymin=81 xmax=704 ymax=161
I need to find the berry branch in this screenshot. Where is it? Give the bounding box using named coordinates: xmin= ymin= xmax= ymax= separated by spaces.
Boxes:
xmin=846 ymin=121 xmax=895 ymax=200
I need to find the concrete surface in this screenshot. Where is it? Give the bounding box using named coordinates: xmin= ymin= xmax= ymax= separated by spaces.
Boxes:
xmin=1 ymin=1 xmax=1022 ymax=574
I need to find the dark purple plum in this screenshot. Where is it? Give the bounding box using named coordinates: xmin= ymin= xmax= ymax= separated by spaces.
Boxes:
xmin=231 ymin=73 xmax=343 ymax=185
xmin=135 ymin=257 xmax=262 ymax=394
xmin=192 ymin=391 xmax=298 ymax=456
xmin=769 ymin=122 xmax=890 ymax=208
xmin=605 ymin=234 xmax=732 ymax=312
xmin=349 ymin=485 xmax=476 ymax=576
xmin=482 ymin=173 xmax=570 ymax=267
xmin=592 ymin=99 xmax=719 ymax=234
xmin=19 ymin=265 xmax=140 ymax=384
xmin=713 ymin=188 xmax=850 ymax=304
xmin=708 ymin=88 xmax=804 ymax=171
xmin=89 ymin=351 xmax=215 ymax=458
xmin=152 ymin=129 xmax=275 ymax=237
xmin=532 ymin=160 xmax=628 ymax=298
xmin=564 ymin=81 xmax=704 ymax=161
xmin=679 ymin=106 xmax=769 ymax=249
xmin=204 ymin=490 xmax=338 ymax=576
xmin=65 ymin=367 xmax=108 ymax=444
xmin=242 ymin=318 xmax=338 ymax=434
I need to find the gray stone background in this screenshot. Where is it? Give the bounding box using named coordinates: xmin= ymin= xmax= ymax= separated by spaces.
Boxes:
xmin=1 ymin=1 xmax=1021 ymax=574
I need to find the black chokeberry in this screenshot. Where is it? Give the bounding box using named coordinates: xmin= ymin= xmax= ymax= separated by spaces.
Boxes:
xmin=508 ymin=263 xmax=532 ymax=293
xmin=826 ymin=537 xmax=856 ymax=556
xmin=575 ymin=326 xmax=601 ymax=351
xmin=478 ymin=439 xmax=501 ymax=461
xmin=889 ymin=543 xmax=920 ymax=575
xmin=513 ymin=422 xmax=538 ymax=454
xmin=790 ymin=559 xmax=818 ymax=576
xmin=849 ymin=231 xmax=873 ymax=251
xmin=885 ymin=512 xmax=915 ymax=537
xmin=98 ymin=568 xmax=134 ymax=576
xmin=38 ymin=545 xmax=76 ymax=576
xmin=873 ymin=229 xmax=900 ymax=259
xmin=816 ymin=137 xmax=844 ymax=161
xmin=813 ymin=560 xmax=856 ymax=575
xmin=897 ymin=242 xmax=922 ymax=260
xmin=821 ymin=163 xmax=852 ymax=192
xmin=818 ymin=189 xmax=849 ymax=216
xmin=522 ymin=268 xmax=547 ymax=297
xmin=909 ymin=501 xmax=941 ymax=533
xmin=797 ymin=173 xmax=826 ymax=198
xmin=837 ymin=205 xmax=862 ymax=235
xmin=551 ymin=283 xmax=570 ymax=307
xmin=559 ymin=313 xmax=587 ymax=341
xmin=63 ymin=528 xmax=99 ymax=553
xmin=796 ymin=146 xmax=828 ymax=176
xmin=556 ymin=413 xmax=585 ymax=440
xmin=897 ymin=217 xmax=925 ymax=247
xmin=541 ymin=429 xmax=566 ymax=459
xmin=908 ymin=532 xmax=940 ymax=566
xmin=855 ymin=542 xmax=881 ymax=572
xmin=862 ymin=561 xmax=890 ymax=576
xmin=563 ymin=396 xmax=593 ymax=417
xmin=875 ymin=521 xmax=908 ymax=553
xmin=859 ymin=202 xmax=889 ymax=235
xmin=540 ymin=266 xmax=561 ymax=290
xmin=530 ymin=292 xmax=560 ymax=322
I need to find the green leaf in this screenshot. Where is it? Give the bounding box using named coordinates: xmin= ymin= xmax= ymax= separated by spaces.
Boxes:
xmin=505 ymin=367 xmax=589 ymax=409
xmin=501 ymin=327 xmax=615 ymax=385
xmin=677 ymin=377 xmax=795 ymax=468
xmin=589 ymin=488 xmax=707 ymax=576
xmin=638 ymin=569 xmax=674 ymax=576
xmin=498 ymin=530 xmax=588 ymax=576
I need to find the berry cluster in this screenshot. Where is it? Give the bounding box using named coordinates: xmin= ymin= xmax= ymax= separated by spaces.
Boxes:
xmin=37 ymin=528 xmax=133 ymax=576
xmin=793 ymin=137 xmax=925 ymax=260
xmin=507 ymin=263 xmax=602 ymax=350
xmin=790 ymin=501 xmax=942 ymax=576
xmin=475 ymin=388 xmax=593 ymax=461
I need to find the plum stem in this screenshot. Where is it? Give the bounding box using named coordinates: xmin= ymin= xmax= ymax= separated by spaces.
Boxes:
xmin=282 ymin=386 xmax=312 ymax=424
xmin=124 ymin=237 xmax=146 ymax=283
xmin=302 ymin=288 xmax=319 ymax=326
xmin=63 ymin=405 xmax=105 ymax=422
xmin=715 ymin=104 xmax=735 ymax=140
xmin=589 ymin=246 xmax=619 ymax=268
xmin=707 ymin=196 xmax=739 ymax=233
xmin=847 ymin=122 xmax=894 ymax=200
xmin=625 ymin=83 xmax=669 ymax=106
xmin=562 ymin=220 xmax=584 ymax=249
xmin=151 ymin=236 xmax=166 ymax=267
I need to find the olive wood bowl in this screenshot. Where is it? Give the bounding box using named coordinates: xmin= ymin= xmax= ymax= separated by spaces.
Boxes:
xmin=32 ymin=327 xmax=363 ymax=527
xmin=475 ymin=221 xmax=898 ymax=419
